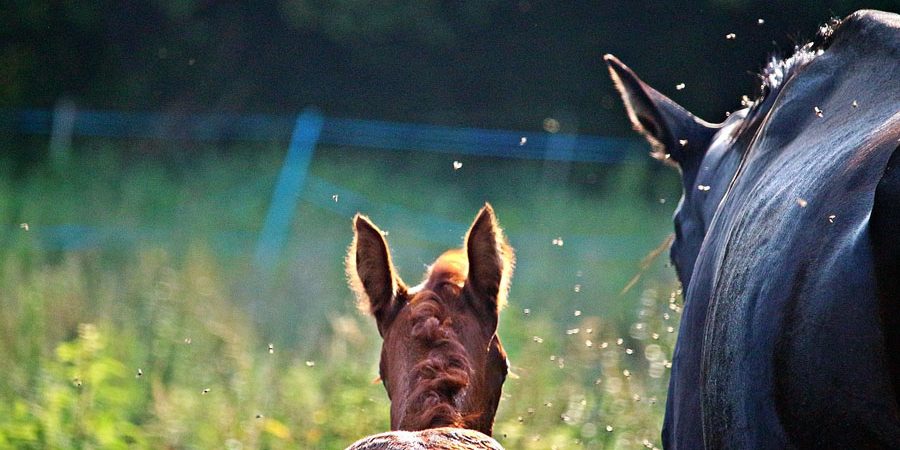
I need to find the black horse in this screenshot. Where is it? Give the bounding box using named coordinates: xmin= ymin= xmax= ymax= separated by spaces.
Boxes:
xmin=607 ymin=10 xmax=900 ymax=449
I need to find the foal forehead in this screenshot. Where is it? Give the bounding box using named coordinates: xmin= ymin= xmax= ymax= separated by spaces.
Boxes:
xmin=424 ymin=249 xmax=468 ymax=288
xmin=403 ymin=249 xmax=468 ymax=307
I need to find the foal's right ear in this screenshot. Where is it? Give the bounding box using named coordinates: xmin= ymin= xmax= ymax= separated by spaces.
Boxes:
xmin=604 ymin=54 xmax=716 ymax=166
xmin=347 ymin=214 xmax=404 ymax=335
xmin=465 ymin=204 xmax=514 ymax=332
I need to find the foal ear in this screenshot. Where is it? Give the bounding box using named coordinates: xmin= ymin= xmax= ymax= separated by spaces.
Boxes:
xmin=347 ymin=214 xmax=404 ymax=335
xmin=604 ymin=54 xmax=716 ymax=166
xmin=464 ymin=204 xmax=514 ymax=327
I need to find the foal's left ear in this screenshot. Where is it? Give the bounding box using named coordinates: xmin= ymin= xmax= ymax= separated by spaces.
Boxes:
xmin=465 ymin=204 xmax=515 ymax=330
xmin=347 ymin=214 xmax=405 ymax=336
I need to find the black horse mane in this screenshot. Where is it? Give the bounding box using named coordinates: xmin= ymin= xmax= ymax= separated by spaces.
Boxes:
xmin=736 ymin=17 xmax=842 ymax=141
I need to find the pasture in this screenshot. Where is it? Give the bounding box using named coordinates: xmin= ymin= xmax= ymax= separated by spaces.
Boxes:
xmin=1 ymin=139 xmax=681 ymax=449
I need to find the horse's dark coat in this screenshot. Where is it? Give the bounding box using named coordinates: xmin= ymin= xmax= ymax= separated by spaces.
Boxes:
xmin=608 ymin=9 xmax=900 ymax=449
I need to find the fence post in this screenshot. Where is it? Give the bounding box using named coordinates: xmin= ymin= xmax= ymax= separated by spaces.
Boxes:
xmin=254 ymin=108 xmax=324 ymax=275
xmin=49 ymin=98 xmax=77 ymax=169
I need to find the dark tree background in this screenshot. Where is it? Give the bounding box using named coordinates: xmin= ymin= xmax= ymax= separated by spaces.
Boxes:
xmin=3 ymin=0 xmax=897 ymax=135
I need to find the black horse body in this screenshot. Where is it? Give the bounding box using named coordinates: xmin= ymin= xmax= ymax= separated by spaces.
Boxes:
xmin=608 ymin=10 xmax=900 ymax=449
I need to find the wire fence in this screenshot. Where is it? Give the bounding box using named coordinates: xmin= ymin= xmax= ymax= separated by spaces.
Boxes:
xmin=3 ymin=106 xmax=650 ymax=274
xmin=2 ymin=107 xmax=644 ymax=163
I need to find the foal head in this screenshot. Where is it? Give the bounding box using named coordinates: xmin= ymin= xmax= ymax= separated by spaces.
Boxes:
xmin=347 ymin=204 xmax=514 ymax=436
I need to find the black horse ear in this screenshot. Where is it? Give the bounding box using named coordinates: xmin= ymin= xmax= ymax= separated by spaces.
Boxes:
xmin=604 ymin=54 xmax=717 ymax=166
xmin=464 ymin=204 xmax=514 ymax=332
xmin=347 ymin=214 xmax=405 ymax=335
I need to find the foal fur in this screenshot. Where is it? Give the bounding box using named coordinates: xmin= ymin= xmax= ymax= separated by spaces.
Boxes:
xmin=345 ymin=204 xmax=513 ymax=449
xmin=402 ymin=284 xmax=472 ymax=430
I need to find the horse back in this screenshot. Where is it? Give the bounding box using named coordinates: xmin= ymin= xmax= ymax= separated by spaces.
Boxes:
xmin=693 ymin=10 xmax=900 ymax=448
xmin=345 ymin=427 xmax=504 ymax=450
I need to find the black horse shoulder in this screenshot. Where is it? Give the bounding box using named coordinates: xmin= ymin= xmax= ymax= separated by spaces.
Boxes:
xmin=871 ymin=143 xmax=900 ymax=409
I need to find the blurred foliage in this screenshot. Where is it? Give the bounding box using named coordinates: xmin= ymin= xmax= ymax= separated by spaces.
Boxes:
xmin=276 ymin=0 xmax=500 ymax=47
xmin=1 ymin=143 xmax=684 ymax=448
xmin=3 ymin=1 xmax=897 ymax=133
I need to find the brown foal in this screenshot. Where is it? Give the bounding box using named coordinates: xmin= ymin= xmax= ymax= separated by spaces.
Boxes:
xmin=345 ymin=204 xmax=514 ymax=449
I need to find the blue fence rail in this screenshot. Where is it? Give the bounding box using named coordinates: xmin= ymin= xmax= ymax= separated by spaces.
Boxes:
xmin=2 ymin=108 xmax=644 ymax=163
xmin=3 ymin=107 xmax=650 ymax=276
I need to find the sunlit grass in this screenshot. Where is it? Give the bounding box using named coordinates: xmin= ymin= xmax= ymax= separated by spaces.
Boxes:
xmin=1 ymin=144 xmax=681 ymax=448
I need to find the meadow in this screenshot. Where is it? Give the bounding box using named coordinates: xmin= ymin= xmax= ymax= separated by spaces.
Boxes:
xmin=0 ymin=139 xmax=683 ymax=449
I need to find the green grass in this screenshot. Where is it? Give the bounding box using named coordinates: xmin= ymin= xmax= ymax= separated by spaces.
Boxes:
xmin=0 ymin=141 xmax=682 ymax=449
